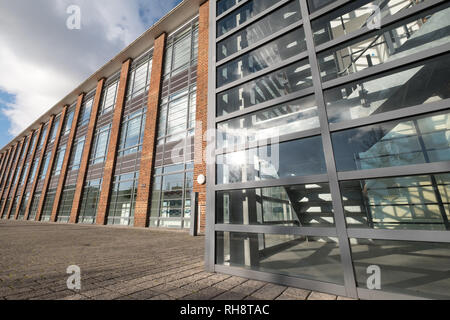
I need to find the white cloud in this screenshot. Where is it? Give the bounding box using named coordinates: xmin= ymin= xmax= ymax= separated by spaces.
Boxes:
xmin=0 ymin=0 xmax=180 ymax=136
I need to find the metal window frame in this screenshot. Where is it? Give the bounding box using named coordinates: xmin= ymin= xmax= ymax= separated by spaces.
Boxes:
xmin=207 ymin=0 xmax=450 ymax=300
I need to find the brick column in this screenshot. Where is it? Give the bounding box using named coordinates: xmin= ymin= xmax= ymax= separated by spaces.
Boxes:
xmin=0 ymin=148 xmax=12 ymax=195
xmin=24 ymin=117 xmax=54 ymax=221
xmin=51 ymin=94 xmax=85 ymax=222
xmin=35 ymin=107 xmax=67 ymax=222
xmin=96 ymin=59 xmax=131 ymax=225
xmin=6 ymin=130 xmax=35 ymax=219
xmin=135 ymin=33 xmax=167 ymax=228
xmin=0 ymin=140 xmax=24 ymax=218
xmin=14 ymin=125 xmax=43 ymax=220
xmin=69 ymin=79 xmax=105 ymax=224
xmin=193 ymin=0 xmax=209 ymax=233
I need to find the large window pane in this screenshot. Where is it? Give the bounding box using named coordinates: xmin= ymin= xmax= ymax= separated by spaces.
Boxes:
xmin=350 ymin=239 xmax=450 ymax=299
xmin=217 ymin=232 xmax=344 ymax=285
xmin=217 ymin=27 xmax=307 ymax=87
xmin=332 ymin=112 xmax=450 ymax=172
xmin=307 ymin=0 xmax=336 ymax=13
xmin=217 ymin=59 xmax=312 ymax=116
xmin=217 ymin=183 xmax=334 ymax=226
xmin=217 ymin=0 xmax=281 ymax=37
xmin=217 ymin=1 xmax=302 ymax=61
xmin=318 ymin=4 xmax=450 ymax=82
xmin=341 ymin=174 xmax=450 ymax=231
xmin=217 ymin=136 xmax=326 ymax=184
xmin=324 ymin=53 xmax=450 ymax=123
xmin=312 ymin=0 xmax=425 ymax=46
xmin=217 ymin=95 xmax=319 ymax=149
xmin=217 ymin=0 xmax=244 ymax=16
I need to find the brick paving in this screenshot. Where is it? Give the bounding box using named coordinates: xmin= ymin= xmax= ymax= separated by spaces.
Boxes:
xmin=0 ymin=220 xmax=351 ymax=300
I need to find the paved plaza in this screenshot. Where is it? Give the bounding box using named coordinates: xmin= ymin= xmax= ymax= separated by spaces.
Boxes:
xmin=0 ymin=220 xmax=351 ymax=300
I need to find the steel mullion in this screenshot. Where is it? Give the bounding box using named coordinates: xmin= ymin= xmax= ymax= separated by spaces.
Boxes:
xmin=347 ymin=229 xmax=450 ymax=243
xmin=215 ymin=224 xmax=337 ymax=237
xmin=299 ymin=0 xmax=358 ymax=299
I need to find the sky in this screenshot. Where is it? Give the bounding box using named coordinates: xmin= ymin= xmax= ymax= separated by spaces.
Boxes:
xmin=0 ymin=0 xmax=182 ymax=148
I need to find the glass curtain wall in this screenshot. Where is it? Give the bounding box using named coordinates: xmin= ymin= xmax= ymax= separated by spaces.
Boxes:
xmin=211 ymin=0 xmax=450 ymax=299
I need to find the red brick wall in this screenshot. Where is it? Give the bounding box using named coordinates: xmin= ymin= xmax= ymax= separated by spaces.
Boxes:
xmin=193 ymin=0 xmax=209 ymax=234
xmin=96 ymin=59 xmax=131 ymax=225
xmin=69 ymin=79 xmax=105 ymax=224
xmin=134 ymin=33 xmax=167 ymax=228
xmin=0 ymin=147 xmax=13 ymax=202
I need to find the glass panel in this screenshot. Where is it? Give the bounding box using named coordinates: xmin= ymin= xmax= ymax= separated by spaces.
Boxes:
xmin=312 ymin=0 xmax=425 ymax=46
xmin=324 ymin=53 xmax=450 ymax=123
xmin=217 ymin=232 xmax=344 ymax=284
xmin=307 ymin=0 xmax=336 ymax=13
xmin=318 ymin=4 xmax=450 ymax=82
xmin=217 ymin=0 xmax=244 ymax=16
xmin=217 ymin=95 xmax=319 ymax=149
xmin=333 ymin=111 xmax=450 ymax=172
xmin=217 ymin=1 xmax=302 ymax=61
xmin=217 ymin=183 xmax=334 ymax=226
xmin=217 ymin=59 xmax=312 ymax=116
xmin=342 ymin=174 xmax=450 ymax=231
xmin=217 ymin=136 xmax=326 ymax=184
xmin=217 ymin=28 xmax=307 ymax=87
xmin=217 ymin=0 xmax=281 ymax=37
xmin=350 ymin=238 xmax=450 ymax=299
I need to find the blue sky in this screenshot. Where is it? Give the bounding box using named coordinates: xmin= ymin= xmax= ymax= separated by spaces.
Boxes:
xmin=0 ymin=0 xmax=182 ymax=149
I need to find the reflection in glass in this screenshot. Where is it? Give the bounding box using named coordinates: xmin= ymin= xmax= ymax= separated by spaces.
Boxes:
xmin=341 ymin=174 xmax=450 ymax=231
xmin=217 ymin=1 xmax=302 ymax=61
xmin=217 ymin=28 xmax=307 ymax=87
xmin=307 ymin=0 xmax=336 ymax=13
xmin=217 ymin=59 xmax=312 ymax=116
xmin=318 ymin=4 xmax=450 ymax=82
xmin=217 ymin=0 xmax=281 ymax=37
xmin=217 ymin=232 xmax=344 ymax=284
xmin=217 ymin=183 xmax=334 ymax=226
xmin=217 ymin=0 xmax=244 ymax=16
xmin=324 ymin=54 xmax=450 ymax=123
xmin=312 ymin=0 xmax=425 ymax=46
xmin=217 ymin=95 xmax=319 ymax=149
xmin=350 ymin=238 xmax=450 ymax=299
xmin=332 ymin=112 xmax=450 ymax=172
xmin=217 ymin=136 xmax=326 ymax=184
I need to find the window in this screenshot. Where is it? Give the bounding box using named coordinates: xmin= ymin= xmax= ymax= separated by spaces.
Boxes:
xmin=78 ymin=179 xmax=102 ymax=224
xmin=29 ymin=158 xmax=39 ymax=183
xmin=57 ymin=186 xmax=76 ymax=223
xmin=217 ymin=1 xmax=302 ymax=61
xmin=107 ymin=172 xmax=139 ymax=226
xmin=332 ymin=111 xmax=450 ymax=172
xmin=53 ymin=145 xmax=67 ymax=176
xmin=17 ymin=192 xmax=30 ymax=220
xmin=20 ymin=137 xmax=29 ymax=160
xmin=63 ymin=109 xmax=75 ymax=136
xmin=342 ymin=174 xmax=450 ymax=231
xmin=217 ymin=183 xmax=334 ymax=226
xmin=127 ymin=59 xmax=153 ymax=100
xmin=118 ymin=110 xmax=146 ymax=156
xmin=49 ymin=117 xmax=60 ymax=143
xmin=217 ymin=232 xmax=344 ymax=284
xmin=217 ymin=27 xmax=307 ymax=87
xmin=324 ymin=53 xmax=450 ymax=123
xmin=91 ymin=125 xmax=111 ymax=164
xmin=217 ymin=95 xmax=319 ymax=149
xmin=312 ymin=0 xmax=425 ymax=46
xmin=217 ymin=59 xmax=312 ymax=116
xmin=40 ymin=189 xmax=56 ymax=221
xmin=100 ymin=81 xmax=119 ymax=115
xmin=39 ymin=154 xmax=51 ymax=180
xmin=217 ymin=136 xmax=327 ymax=184
xmin=69 ymin=137 xmax=85 ymax=170
xmin=38 ymin=125 xmax=48 ymax=150
xmin=307 ymin=0 xmax=337 ymax=13
xmin=79 ymin=98 xmax=93 ymax=127
xmin=217 ymin=0 xmax=244 ymax=16
xmin=18 ymin=163 xmax=29 ymax=186
xmin=218 ymin=0 xmax=281 ymax=37
xmin=318 ymin=4 xmax=450 ymax=82
xmin=28 ymin=193 xmax=41 ymax=221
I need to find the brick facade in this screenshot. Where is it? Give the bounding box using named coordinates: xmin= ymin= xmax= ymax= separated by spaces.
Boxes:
xmin=35 ymin=107 xmax=67 ymax=221
xmin=69 ymin=79 xmax=105 ymax=224
xmin=96 ymin=59 xmax=131 ymax=225
xmin=0 ymin=147 xmax=12 ymax=197
xmin=193 ymin=0 xmax=209 ymax=234
xmin=50 ymin=94 xmax=85 ymax=222
xmin=0 ymin=140 xmax=23 ymax=218
xmin=134 ymin=33 xmax=167 ymax=228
